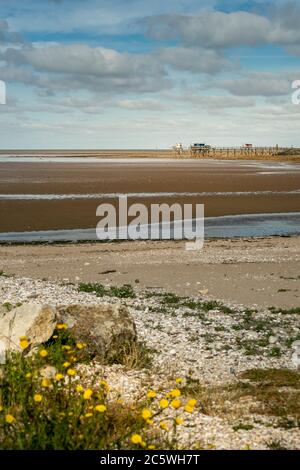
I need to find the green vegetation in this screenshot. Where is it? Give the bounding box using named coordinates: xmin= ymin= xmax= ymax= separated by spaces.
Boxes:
xmin=78 ymin=282 xmax=136 ymax=299
xmin=232 ymin=423 xmax=254 ymax=432
xmin=240 ymin=368 xmax=300 ymax=387
xmin=0 ymin=324 xmax=196 ymax=450
xmin=180 ymin=368 xmax=300 ymax=428
xmin=269 ymin=306 xmax=300 ymax=315
xmin=104 ymin=340 xmax=155 ymax=370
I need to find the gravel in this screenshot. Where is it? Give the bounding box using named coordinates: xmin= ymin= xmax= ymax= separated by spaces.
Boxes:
xmin=1 ymin=274 xmax=299 ymax=450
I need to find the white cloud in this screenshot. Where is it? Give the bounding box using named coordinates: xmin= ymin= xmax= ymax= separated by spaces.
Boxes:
xmin=144 ymin=8 xmax=300 ymax=48
xmin=157 ymin=47 xmax=234 ymax=74
xmin=208 ymin=72 xmax=299 ymax=97
xmin=2 ymin=44 xmax=171 ymax=94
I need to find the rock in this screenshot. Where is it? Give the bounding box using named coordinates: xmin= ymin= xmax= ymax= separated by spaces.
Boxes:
xmin=239 ymin=395 xmax=253 ymax=402
xmin=199 ymin=289 xmax=209 ymax=295
xmin=0 ymin=340 xmax=6 ymax=364
xmin=57 ymin=303 xmax=137 ymax=360
xmin=269 ymin=336 xmax=278 ymax=344
xmin=40 ymin=365 xmax=57 ymax=379
xmin=0 ymin=302 xmax=57 ymax=358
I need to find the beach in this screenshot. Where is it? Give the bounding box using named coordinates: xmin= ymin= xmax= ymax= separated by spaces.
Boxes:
xmin=1 ymin=236 xmax=299 ymax=309
xmin=1 ymin=155 xmax=300 ymax=450
xmin=0 ymin=157 xmax=300 ymax=233
xmin=1 ymin=235 xmax=300 ymax=449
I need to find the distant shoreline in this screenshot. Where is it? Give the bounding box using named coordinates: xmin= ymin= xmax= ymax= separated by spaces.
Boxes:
xmin=0 ymin=149 xmax=300 ymax=162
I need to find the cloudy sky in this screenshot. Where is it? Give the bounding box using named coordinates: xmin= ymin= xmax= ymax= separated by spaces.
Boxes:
xmin=0 ymin=0 xmax=300 ymax=148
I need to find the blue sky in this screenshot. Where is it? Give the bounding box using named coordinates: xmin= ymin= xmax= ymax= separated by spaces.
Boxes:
xmin=0 ymin=0 xmax=300 ymax=148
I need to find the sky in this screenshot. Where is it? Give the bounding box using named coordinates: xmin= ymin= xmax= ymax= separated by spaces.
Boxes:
xmin=0 ymin=0 xmax=300 ymax=149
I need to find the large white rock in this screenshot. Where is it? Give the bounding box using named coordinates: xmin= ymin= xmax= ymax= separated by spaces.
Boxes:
xmin=0 ymin=303 xmax=57 ymax=357
xmin=0 ymin=339 xmax=6 ymax=364
xmin=0 ymin=301 xmax=137 ymax=364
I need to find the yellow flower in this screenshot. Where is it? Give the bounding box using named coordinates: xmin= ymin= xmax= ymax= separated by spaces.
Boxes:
xmin=147 ymin=419 xmax=154 ymax=425
xmin=159 ymin=421 xmax=169 ymax=431
xmin=175 ymin=416 xmax=184 ymax=425
xmin=53 ymin=335 xmax=58 ymax=339
xmin=19 ymin=335 xmax=27 ymax=341
xmin=67 ymin=368 xmax=76 ymax=376
xmin=63 ymin=362 xmax=71 ymax=368
xmin=184 ymin=405 xmax=194 ymax=413
xmin=95 ymin=404 xmax=107 ymax=413
xmin=62 ymin=345 xmax=71 ymax=351
xmin=131 ymin=434 xmax=142 ymax=445
xmin=159 ymin=399 xmax=169 ymax=409
xmin=76 ymin=384 xmax=84 ymax=393
xmin=20 ymin=339 xmax=29 ymax=349
xmin=148 ymin=445 xmax=156 ymax=450
xmin=55 ymin=373 xmax=64 ymax=381
xmin=34 ymin=394 xmax=43 ymax=403
xmin=5 ymin=414 xmax=15 ymax=424
xmin=147 ymin=390 xmax=157 ymax=399
xmin=83 ymin=389 xmax=93 ymax=400
xmin=187 ymin=399 xmax=197 ymax=407
xmin=41 ymin=378 xmax=50 ymax=388
xmin=25 ymin=372 xmax=32 ymax=379
xmin=171 ymin=399 xmax=181 ymax=409
xmin=169 ymin=389 xmax=181 ymax=398
xmin=175 ymin=378 xmax=183 ymax=384
xmin=141 ymin=408 xmax=152 ymax=420
xmin=99 ymin=380 xmax=110 ymax=390
xmin=56 ymin=323 xmax=67 ymax=330
xmin=76 ymin=343 xmax=85 ymax=350
xmin=39 ymin=349 xmax=48 ymax=358
xmin=85 ymin=412 xmax=93 ymax=418
xmin=0 ymin=406 xmax=3 ymax=412
xmin=141 ymin=441 xmax=147 ymax=448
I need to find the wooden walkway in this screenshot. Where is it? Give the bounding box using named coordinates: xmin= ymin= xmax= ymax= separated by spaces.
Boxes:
xmin=174 ymin=146 xmax=296 ymax=158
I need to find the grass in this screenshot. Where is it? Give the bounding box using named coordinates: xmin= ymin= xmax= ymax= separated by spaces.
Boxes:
xmin=267 ymin=440 xmax=288 ymax=450
xmin=233 ymin=311 xmax=274 ymax=333
xmin=232 ymin=423 xmax=254 ymax=432
xmin=235 ymin=338 xmax=266 ymax=356
xmin=181 ymin=299 xmax=234 ymax=314
xmin=240 ymin=368 xmax=300 ymax=387
xmin=0 ymin=324 xmax=197 ymax=450
xmin=285 ymin=333 xmax=300 ymax=348
xmin=104 ymin=340 xmax=155 ymax=370
xmin=269 ymin=306 xmax=300 ymax=315
xmin=144 ymin=290 xmax=235 ymax=314
xmin=180 ymin=368 xmax=300 ymax=427
xmin=2 ymin=302 xmax=14 ymax=312
xmin=145 ymin=290 xmax=234 ymax=315
xmin=268 ymin=347 xmax=282 ymax=357
xmin=109 ymin=284 xmax=136 ymax=299
xmin=78 ymin=282 xmax=136 ymax=299
xmin=0 ymin=270 xmax=10 ymax=277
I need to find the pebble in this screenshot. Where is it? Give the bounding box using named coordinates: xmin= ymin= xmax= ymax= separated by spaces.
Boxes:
xmin=0 ymin=274 xmax=299 ymax=450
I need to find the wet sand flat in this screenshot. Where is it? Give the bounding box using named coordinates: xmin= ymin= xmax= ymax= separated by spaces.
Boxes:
xmin=0 ymin=159 xmax=300 ymax=232
xmin=1 ymin=195 xmax=300 ymax=232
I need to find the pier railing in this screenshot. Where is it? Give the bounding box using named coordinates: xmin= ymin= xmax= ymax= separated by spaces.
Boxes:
xmin=173 ymin=146 xmax=299 ymax=158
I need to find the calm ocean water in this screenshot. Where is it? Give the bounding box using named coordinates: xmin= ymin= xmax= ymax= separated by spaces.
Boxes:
xmin=0 ymin=212 xmax=299 ymax=242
